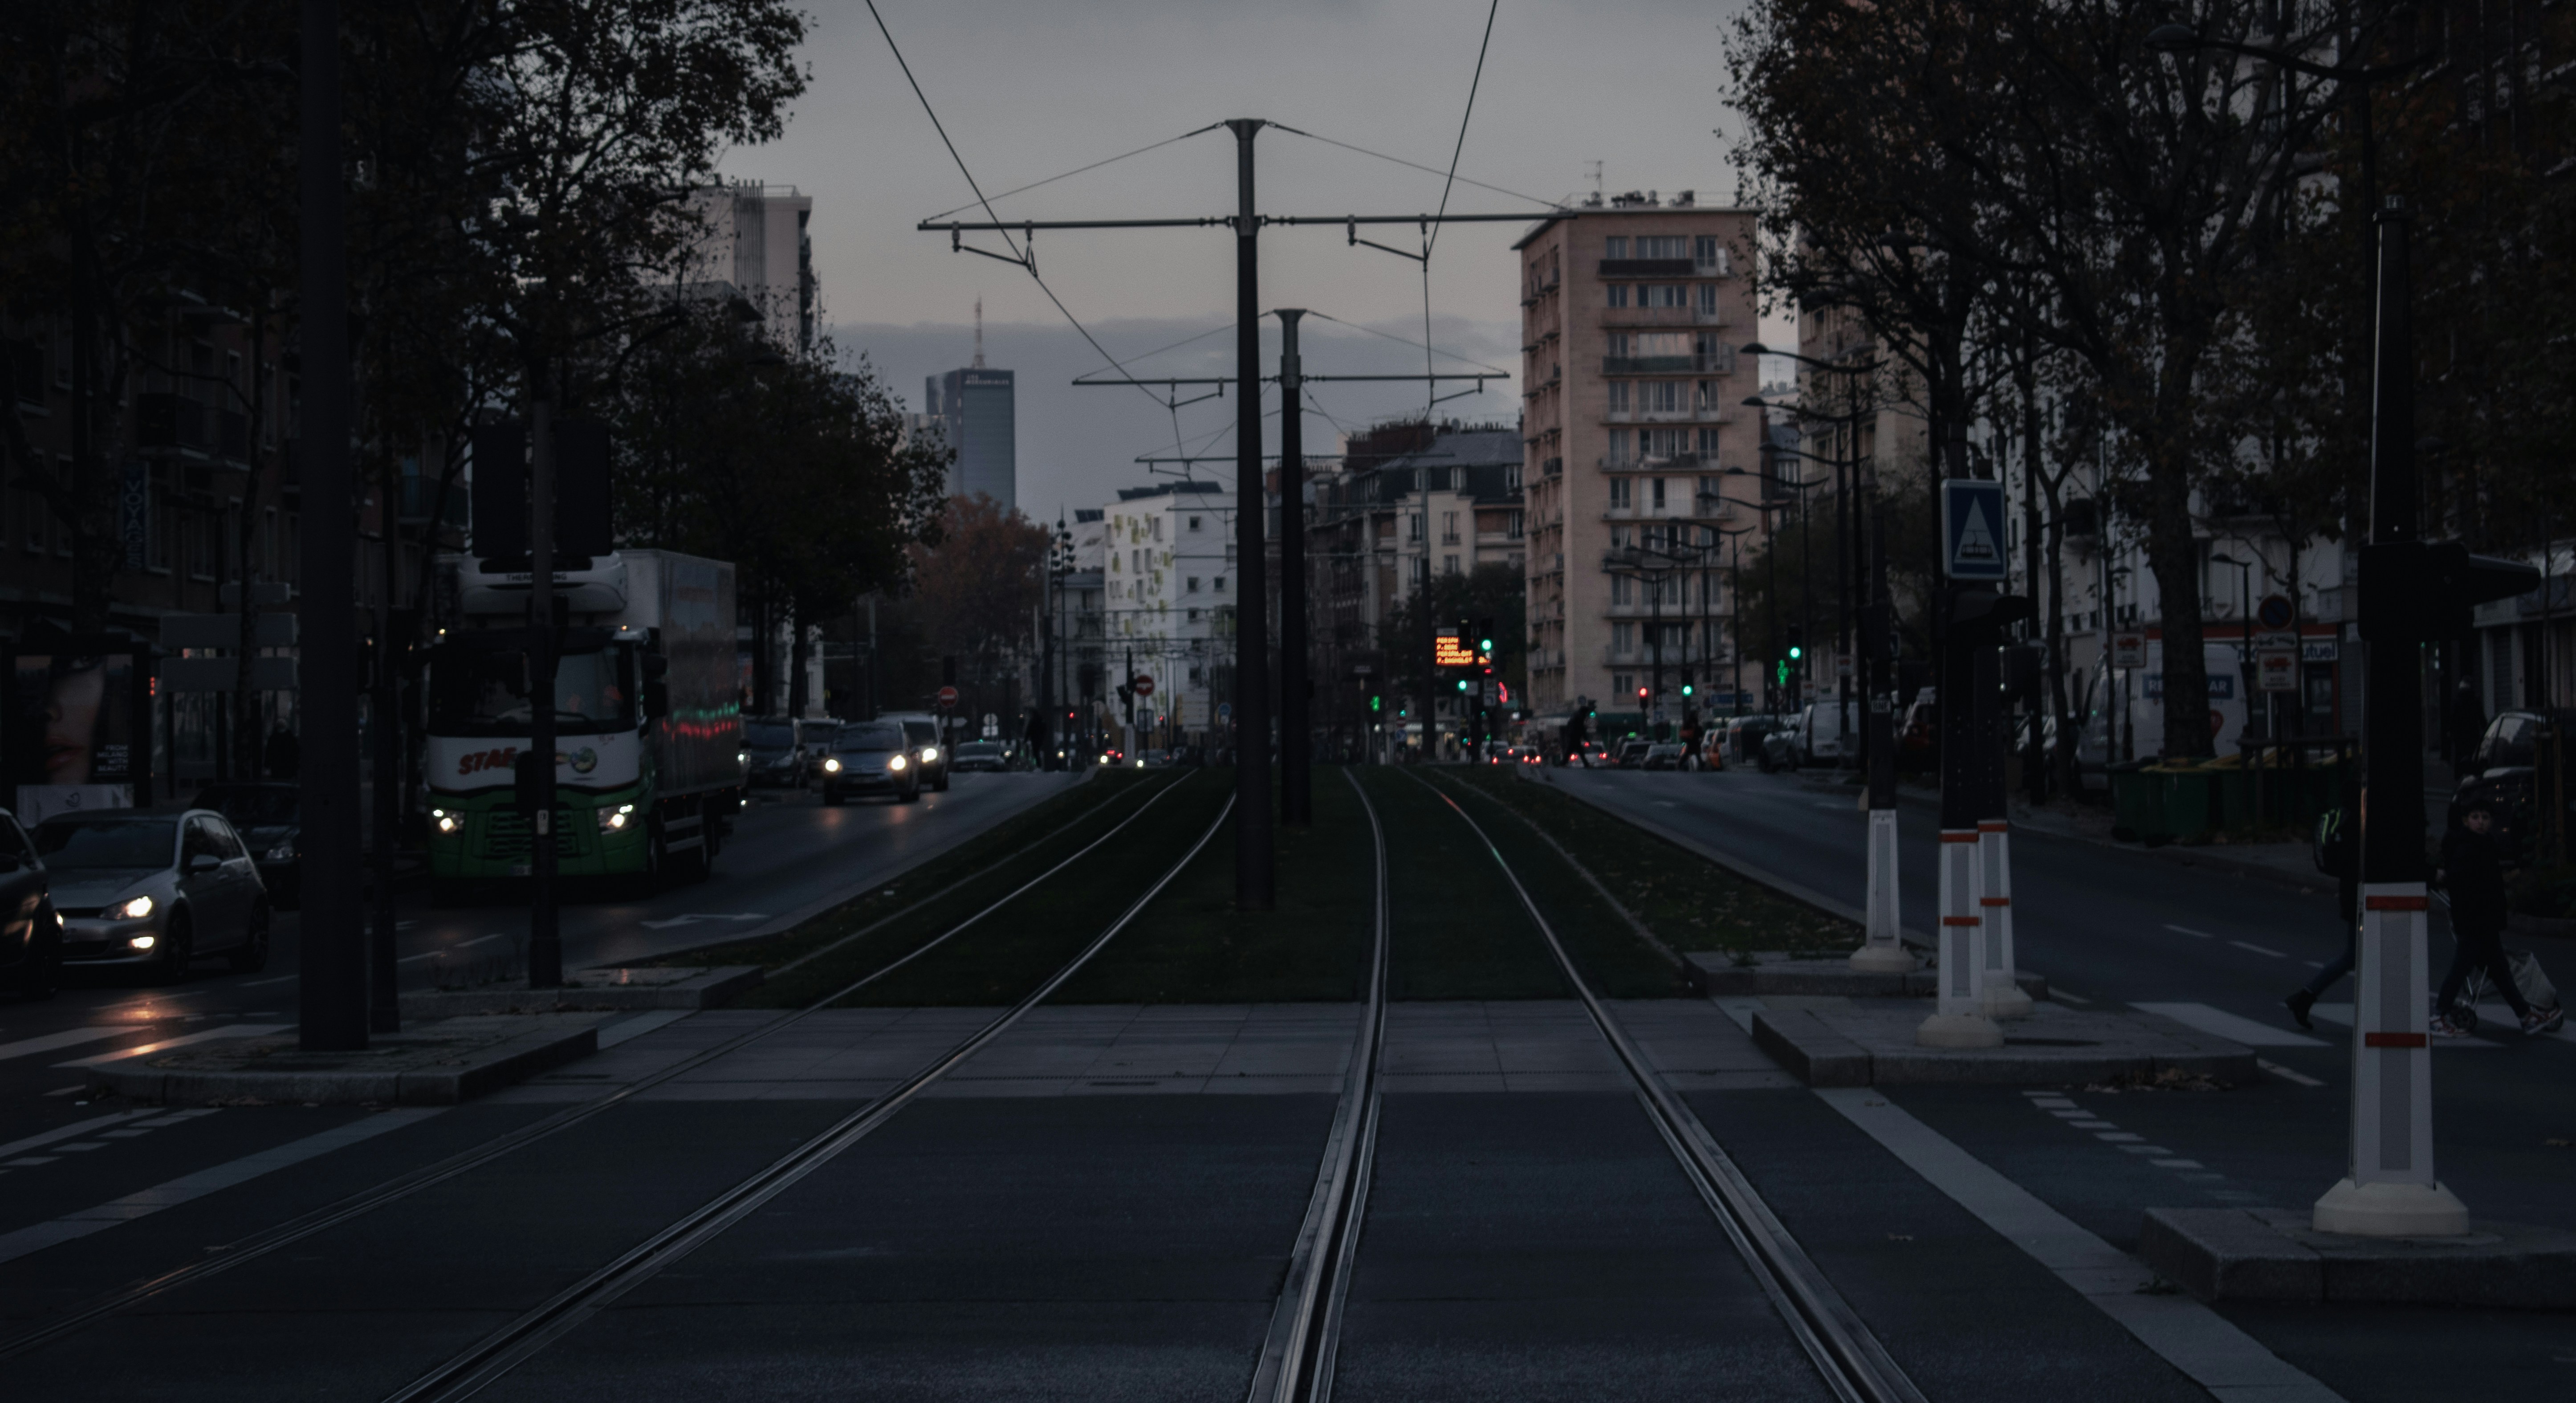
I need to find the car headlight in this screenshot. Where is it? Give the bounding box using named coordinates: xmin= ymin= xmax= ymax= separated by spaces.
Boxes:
xmin=888 ymin=755 xmax=907 ymax=771
xmin=597 ymin=804 xmax=636 ymax=833
xmin=128 ymin=934 xmax=156 ymax=950
xmin=433 ymin=808 xmax=462 ymax=834
xmin=823 ymin=757 xmax=842 ymax=773
xmin=265 ymin=841 xmax=297 ymax=861
xmin=110 ymin=894 xmax=155 ymax=920
xmin=920 ymin=746 xmax=940 ymax=763
xmin=738 ymin=751 xmax=749 ymax=767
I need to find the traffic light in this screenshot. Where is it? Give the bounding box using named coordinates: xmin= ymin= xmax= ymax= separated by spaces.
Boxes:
xmin=1368 ymin=693 xmax=1382 ymax=713
xmin=1680 ymin=682 xmax=1694 ymax=697
xmin=1637 ymin=686 xmax=1649 ymax=705
xmin=1785 ymin=625 xmax=1804 ymax=662
xmin=1775 ymin=660 xmax=1790 ymax=686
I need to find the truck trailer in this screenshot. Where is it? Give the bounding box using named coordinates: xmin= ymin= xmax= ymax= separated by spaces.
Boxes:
xmin=423 ymin=551 xmax=743 ymax=890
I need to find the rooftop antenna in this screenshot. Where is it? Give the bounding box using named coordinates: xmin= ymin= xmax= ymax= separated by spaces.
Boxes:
xmin=1585 ymin=160 xmax=1604 ymax=208
xmin=972 ymin=296 xmax=985 ymax=368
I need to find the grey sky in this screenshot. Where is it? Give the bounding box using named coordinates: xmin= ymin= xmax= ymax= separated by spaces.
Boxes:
xmin=723 ymin=0 xmax=1780 ymax=522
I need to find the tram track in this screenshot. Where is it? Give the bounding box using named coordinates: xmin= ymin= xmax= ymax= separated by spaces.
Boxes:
xmin=0 ymin=768 xmax=1196 ymax=1365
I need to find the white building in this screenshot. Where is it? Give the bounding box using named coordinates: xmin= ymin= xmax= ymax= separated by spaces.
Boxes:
xmin=680 ymin=181 xmax=815 ymax=355
xmin=1102 ymin=481 xmax=1235 ymax=748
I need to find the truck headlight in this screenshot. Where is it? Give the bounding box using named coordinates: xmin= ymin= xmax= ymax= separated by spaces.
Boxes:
xmin=888 ymin=755 xmax=907 ymax=771
xmin=823 ymin=757 xmax=842 ymax=773
xmin=110 ymin=895 xmax=155 ymax=920
xmin=596 ymin=804 xmax=636 ymax=834
xmin=433 ymin=809 xmax=462 ymax=834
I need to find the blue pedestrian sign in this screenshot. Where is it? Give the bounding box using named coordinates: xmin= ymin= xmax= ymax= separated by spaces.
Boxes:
xmin=1941 ymin=479 xmax=2008 ymax=581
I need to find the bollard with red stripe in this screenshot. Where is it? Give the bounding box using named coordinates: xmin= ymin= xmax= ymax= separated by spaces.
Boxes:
xmin=1918 ymin=828 xmax=2001 ymax=1047
xmin=1977 ymin=819 xmax=2031 ymax=1019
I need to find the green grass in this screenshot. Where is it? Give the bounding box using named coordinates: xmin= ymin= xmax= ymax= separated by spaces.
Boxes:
xmin=1440 ymin=764 xmax=1860 ymax=956
xmin=1362 ymin=767 xmax=1573 ymax=1001
xmin=822 ymin=768 xmax=1236 ymax=1007
xmin=1054 ymin=766 xmax=1378 ymax=1003
xmin=1418 ymin=769 xmax=1697 ymax=998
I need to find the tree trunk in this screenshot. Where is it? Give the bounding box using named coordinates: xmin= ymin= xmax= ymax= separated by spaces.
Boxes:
xmin=786 ymin=600 xmax=810 ymax=718
xmin=2143 ymin=436 xmax=2213 ymax=759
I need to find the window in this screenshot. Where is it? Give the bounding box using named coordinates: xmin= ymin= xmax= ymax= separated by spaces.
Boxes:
xmin=1606 ymin=283 xmax=1630 ymax=309
xmin=1607 ymin=381 xmax=1631 ymax=412
xmin=1604 ymin=236 xmax=1629 ymax=259
xmin=1644 ymin=381 xmax=1679 ymax=413
xmin=1410 ymin=558 xmax=1428 ymax=584
xmin=1698 ymin=428 xmax=1721 ymax=456
xmin=1612 ymin=575 xmax=1634 ymax=605
xmin=1694 ymin=235 xmax=1721 ymax=269
xmin=1508 ymin=510 xmax=1524 ymax=539
xmin=1652 ymin=478 xmax=1667 ymax=510
xmin=1613 ymin=621 xmax=1636 ymax=651
xmin=1408 ymin=513 xmax=1424 ymax=542
xmin=1695 ymin=284 xmax=1717 ymax=315
xmin=1187 ymin=516 xmax=1201 ymax=530
xmin=1186 ymin=577 xmax=1200 ymax=593
xmin=1695 ymin=380 xmax=1716 ymax=413
xmin=1613 ymin=673 xmax=1632 ymax=696
xmin=1443 ymin=554 xmax=1459 ymax=575
xmin=1641 ymin=284 xmax=1686 ymax=309
xmin=1639 ymin=235 xmax=1687 ymax=260
xmin=1213 ymin=576 xmax=1225 ymax=591
xmin=1609 ymin=478 xmax=1632 ymax=510
xmin=1441 ymin=511 xmax=1458 ymax=543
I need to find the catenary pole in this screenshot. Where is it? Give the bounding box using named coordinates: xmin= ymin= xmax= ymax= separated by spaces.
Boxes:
xmin=1276 ymin=309 xmax=1311 ymax=825
xmin=526 ymin=400 xmax=561 ymax=988
xmin=1228 ymin=119 xmax=1274 ymax=907
xmin=297 ymin=0 xmax=366 ymax=1051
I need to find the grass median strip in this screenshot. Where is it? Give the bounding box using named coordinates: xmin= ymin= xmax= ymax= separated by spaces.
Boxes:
xmin=1055 ymin=765 xmax=1376 ymax=1003
xmin=1440 ymin=765 xmax=1859 ymax=956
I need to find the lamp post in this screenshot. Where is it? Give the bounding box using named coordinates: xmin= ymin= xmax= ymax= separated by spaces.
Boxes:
xmin=1746 ymin=342 xmax=1883 ymax=766
xmin=1606 ymin=543 xmax=1686 ymax=740
xmin=2210 ymin=551 xmax=2260 ymax=742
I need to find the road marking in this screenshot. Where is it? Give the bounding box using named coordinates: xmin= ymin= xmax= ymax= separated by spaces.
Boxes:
xmin=2164 ymin=925 xmax=2216 ymax=939
xmin=54 ymin=1024 xmax=291 ymax=1069
xmin=2228 ymin=941 xmax=2287 ymax=958
xmin=0 ymin=1110 xmax=158 ymax=1161
xmin=238 ymin=974 xmax=297 ymax=987
xmin=2051 ymin=988 xmax=2092 ymax=1005
xmin=0 ymin=1109 xmax=442 ymax=1267
xmin=2130 ymin=1001 xmax=2327 ymax=1048
xmin=0 ymin=1027 xmax=139 ymax=1064
xmin=1817 ymin=1088 xmax=2347 ymax=1403
xmin=2256 ymin=1059 xmax=2324 ymax=1087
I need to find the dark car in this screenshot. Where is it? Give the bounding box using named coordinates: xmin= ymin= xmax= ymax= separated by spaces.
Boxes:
xmin=818 ymin=721 xmax=921 ymax=805
xmin=0 ymin=809 xmax=60 ymax=997
xmin=880 ymin=713 xmax=951 ymax=791
xmin=194 ymin=782 xmax=301 ymax=908
xmin=1614 ymin=739 xmax=1652 ymax=769
xmin=1642 ymin=742 xmax=1689 ymax=771
xmin=742 ymin=717 xmax=809 ymax=788
xmin=950 ymin=740 xmax=1007 ymax=774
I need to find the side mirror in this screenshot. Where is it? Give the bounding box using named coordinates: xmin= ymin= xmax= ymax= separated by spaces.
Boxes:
xmin=644 ymin=681 xmax=670 ymax=721
xmin=183 ymin=852 xmax=222 ymax=877
xmin=640 ymin=654 xmax=670 ymax=681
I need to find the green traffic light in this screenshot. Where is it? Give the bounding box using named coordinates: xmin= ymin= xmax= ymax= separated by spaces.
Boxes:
xmin=1787 ymin=645 xmax=1803 ymax=660
xmin=1369 ymin=695 xmax=1382 ymax=712
xmin=1457 ymin=679 xmax=1469 ymax=692
xmin=1681 ymin=684 xmax=1693 ymax=697
xmin=1775 ymin=661 xmax=1789 ymax=685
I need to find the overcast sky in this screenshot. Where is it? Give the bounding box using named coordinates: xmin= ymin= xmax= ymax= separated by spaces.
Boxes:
xmin=720 ymin=0 xmax=1784 ymax=522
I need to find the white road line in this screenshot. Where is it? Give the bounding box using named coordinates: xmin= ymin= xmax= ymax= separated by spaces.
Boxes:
xmin=0 ymin=1109 xmax=442 ymax=1266
xmin=54 ymin=1024 xmax=291 ymax=1069
xmin=1816 ymin=1088 xmax=2346 ymax=1403
xmin=238 ymin=974 xmax=297 ymax=987
xmin=2228 ymin=941 xmax=2287 ymax=958
xmin=0 ymin=1110 xmax=159 ymax=1160
xmin=2131 ymin=1001 xmax=2327 ymax=1048
xmin=2165 ymin=925 xmax=2216 ymax=939
xmin=0 ymin=1026 xmax=138 ymax=1064
xmin=2256 ymin=1059 xmax=2325 ymax=1087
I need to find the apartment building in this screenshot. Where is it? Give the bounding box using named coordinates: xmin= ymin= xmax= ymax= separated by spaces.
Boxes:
xmin=1515 ymin=195 xmax=1763 ymax=729
xmin=681 ymin=181 xmax=817 ymax=355
xmin=1102 ymin=481 xmax=1235 ymax=747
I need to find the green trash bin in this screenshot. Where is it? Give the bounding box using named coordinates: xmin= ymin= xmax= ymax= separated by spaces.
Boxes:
xmin=2112 ymin=763 xmax=2165 ymax=841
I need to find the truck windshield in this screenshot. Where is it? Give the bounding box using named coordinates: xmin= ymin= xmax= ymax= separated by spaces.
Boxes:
xmin=429 ymin=647 xmax=633 ymax=736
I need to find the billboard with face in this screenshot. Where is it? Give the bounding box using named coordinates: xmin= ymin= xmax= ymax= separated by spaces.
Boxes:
xmin=8 ymin=647 xmax=148 ymax=823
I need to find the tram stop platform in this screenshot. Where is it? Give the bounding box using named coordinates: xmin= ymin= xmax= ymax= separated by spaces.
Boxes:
xmin=86 ymin=1013 xmax=612 ymax=1107
xmin=2142 ymin=1207 xmax=2576 ymax=1309
xmin=1739 ymin=996 xmax=2258 ymax=1088
xmin=399 ymin=964 xmax=764 ymax=1017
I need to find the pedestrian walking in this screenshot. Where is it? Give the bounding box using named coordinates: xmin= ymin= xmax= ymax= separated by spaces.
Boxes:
xmin=2431 ymin=803 xmax=2564 ymax=1037
xmin=2285 ymin=794 xmax=2362 ymax=1031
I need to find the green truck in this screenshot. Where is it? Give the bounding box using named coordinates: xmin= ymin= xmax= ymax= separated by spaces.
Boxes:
xmin=422 ymin=550 xmax=743 ymax=890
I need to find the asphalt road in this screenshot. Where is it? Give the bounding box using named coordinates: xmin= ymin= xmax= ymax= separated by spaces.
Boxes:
xmin=0 ymin=770 xmax=1080 ymax=1146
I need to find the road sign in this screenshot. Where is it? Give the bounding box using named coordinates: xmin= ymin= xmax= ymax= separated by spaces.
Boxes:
xmin=2111 ymin=631 xmax=2148 ymax=669
xmin=2257 ymin=648 xmax=2299 ymax=692
xmin=2253 ymin=630 xmax=2299 ymax=649
xmin=1835 ymin=653 xmax=1853 ymax=679
xmin=1940 ymin=479 xmax=2008 ymax=581
xmin=982 ymin=712 xmax=999 ymax=737
xmin=935 ymin=685 xmax=959 ymax=709
xmin=1217 ymin=702 xmax=1232 ymax=722
xmin=2256 ymin=593 xmax=2296 ymax=630
xmin=1131 ymin=673 xmax=1155 ymax=697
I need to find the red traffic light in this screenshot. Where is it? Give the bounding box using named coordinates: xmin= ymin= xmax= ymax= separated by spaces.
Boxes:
xmin=1636 ymin=687 xmax=1649 ymax=702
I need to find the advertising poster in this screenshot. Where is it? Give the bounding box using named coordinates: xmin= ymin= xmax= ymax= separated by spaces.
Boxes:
xmin=8 ymin=646 xmax=147 ymax=824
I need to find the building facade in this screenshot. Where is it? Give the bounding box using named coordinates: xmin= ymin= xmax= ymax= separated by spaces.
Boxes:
xmin=683 ymin=182 xmax=816 ymax=355
xmin=1101 ymin=481 xmax=1233 ymax=748
xmin=1514 ymin=197 xmax=1765 ymax=730
xmin=926 ymin=367 xmax=1017 ymax=511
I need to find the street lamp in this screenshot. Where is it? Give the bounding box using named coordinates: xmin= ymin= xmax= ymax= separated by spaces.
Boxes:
xmin=1605 ymin=542 xmax=1688 ymax=740
xmin=2209 ymin=551 xmax=2260 ymax=742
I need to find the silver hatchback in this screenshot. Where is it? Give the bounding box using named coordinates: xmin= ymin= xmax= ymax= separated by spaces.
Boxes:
xmin=37 ymin=810 xmax=271 ymax=983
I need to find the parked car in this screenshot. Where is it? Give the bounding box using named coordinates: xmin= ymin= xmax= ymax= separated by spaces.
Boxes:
xmin=2452 ymin=710 xmax=2576 ymax=862
xmin=879 ymin=712 xmax=952 ymax=791
xmin=951 ymin=740 xmax=1008 ymax=773
xmin=38 ymin=810 xmax=269 ymax=982
xmin=0 ymin=808 xmax=61 ymax=998
xmin=1761 ymin=723 xmax=1802 ymax=773
xmin=1563 ymin=741 xmax=1612 ymax=768
xmin=193 ymin=782 xmax=301 ymax=908
xmin=1789 ymin=702 xmax=1851 ymax=767
xmin=1900 ymin=689 xmax=1940 ymax=767
xmin=1642 ymin=742 xmax=1689 ymax=771
xmin=1721 ymin=715 xmax=1774 ymax=767
xmin=818 ymin=721 xmax=921 ymax=805
xmin=742 ymin=717 xmax=809 ymax=788
xmin=1613 ymin=739 xmax=1653 ymax=769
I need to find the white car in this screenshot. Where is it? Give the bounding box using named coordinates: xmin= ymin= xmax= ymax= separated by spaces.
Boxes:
xmin=39 ymin=810 xmax=270 ymax=983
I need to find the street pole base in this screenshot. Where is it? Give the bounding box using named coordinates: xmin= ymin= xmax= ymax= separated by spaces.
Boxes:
xmin=1847 ymin=943 xmax=1917 ymax=974
xmin=2313 ymin=1178 xmax=2471 ymax=1238
xmin=1916 ymin=1011 xmax=2003 ymax=1048
xmin=1981 ymin=978 xmax=2034 ymax=1021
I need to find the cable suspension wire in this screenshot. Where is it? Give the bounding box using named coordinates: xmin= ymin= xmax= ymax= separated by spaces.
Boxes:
xmin=923 ymin=122 xmax=1227 ymax=223
xmin=1302 ymin=310 xmax=1511 ymax=375
xmin=1416 ymin=0 xmax=1503 ymax=423
xmin=862 ymin=0 xmax=1200 ymax=416
xmin=1268 ymin=123 xmax=1560 ymax=211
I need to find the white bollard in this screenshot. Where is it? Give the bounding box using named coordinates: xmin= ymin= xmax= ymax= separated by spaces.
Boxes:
xmin=1850 ymin=808 xmax=1915 ymax=973
xmin=2313 ymin=883 xmax=2470 ymax=1236
xmin=1918 ymin=828 xmax=2001 ymax=1047
xmin=1978 ymin=819 xmax=2032 ymax=1019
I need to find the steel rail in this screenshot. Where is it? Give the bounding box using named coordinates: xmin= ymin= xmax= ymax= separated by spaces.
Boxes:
xmin=1412 ymin=773 xmax=1927 ymax=1403
xmin=0 ymin=769 xmax=1193 ymax=1363
xmin=1245 ymin=768 xmax=1390 ymax=1403
xmin=381 ymin=790 xmax=1238 ymax=1402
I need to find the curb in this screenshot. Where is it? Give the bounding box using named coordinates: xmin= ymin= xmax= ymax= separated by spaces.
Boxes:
xmin=2141 ymin=1207 xmax=2576 ymax=1308
xmin=92 ymin=1015 xmax=609 ymax=1106
xmin=1746 ymin=1003 xmax=2258 ymax=1088
xmin=399 ymin=966 xmax=762 ymax=1017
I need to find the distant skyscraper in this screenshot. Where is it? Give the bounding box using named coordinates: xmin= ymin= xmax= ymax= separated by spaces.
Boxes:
xmin=930 ymin=303 xmax=1015 ymax=510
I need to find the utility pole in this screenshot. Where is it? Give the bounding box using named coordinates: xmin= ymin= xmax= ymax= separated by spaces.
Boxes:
xmin=1276 ymin=309 xmax=1310 ymax=825
xmin=297 ymin=0 xmax=366 ymax=1051
xmin=526 ymin=401 xmax=561 ymax=989
xmin=1228 ymin=119 xmax=1275 ymax=906
xmin=1852 ymin=494 xmax=1911 ymax=974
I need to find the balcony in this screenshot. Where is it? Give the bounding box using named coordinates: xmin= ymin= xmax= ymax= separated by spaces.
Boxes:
xmin=1602 ymin=352 xmax=1732 ymax=375
xmin=1602 ymin=305 xmax=1731 ymax=329
xmin=1597 ymin=259 xmax=1696 ymax=277
xmin=1597 ymin=450 xmax=1723 ymax=472
xmin=1541 ymin=456 xmax=1563 ymax=478
xmin=1601 ymin=408 xmax=1729 ymax=425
